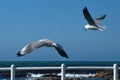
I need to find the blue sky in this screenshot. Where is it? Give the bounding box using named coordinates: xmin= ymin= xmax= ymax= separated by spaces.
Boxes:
xmin=0 ymin=0 xmax=120 ymax=61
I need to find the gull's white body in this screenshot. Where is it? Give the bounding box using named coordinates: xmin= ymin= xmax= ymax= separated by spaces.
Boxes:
xmin=85 ymin=24 xmax=106 ymax=31
xmin=85 ymin=24 xmax=98 ymax=30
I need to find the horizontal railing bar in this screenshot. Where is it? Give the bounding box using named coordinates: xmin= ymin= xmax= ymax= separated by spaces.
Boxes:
xmin=0 ymin=66 xmax=118 ymax=71
xmin=16 ymin=67 xmax=61 ymax=70
xmin=67 ymin=66 xmax=113 ymax=70
xmin=0 ymin=66 xmax=119 ymax=71
xmin=0 ymin=67 xmax=11 ymax=71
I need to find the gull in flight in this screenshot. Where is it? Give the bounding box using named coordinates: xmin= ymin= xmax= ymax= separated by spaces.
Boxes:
xmin=83 ymin=7 xmax=106 ymax=31
xmin=16 ymin=39 xmax=69 ymax=58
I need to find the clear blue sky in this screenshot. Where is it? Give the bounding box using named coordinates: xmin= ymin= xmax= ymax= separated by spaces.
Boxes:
xmin=0 ymin=0 xmax=120 ymax=61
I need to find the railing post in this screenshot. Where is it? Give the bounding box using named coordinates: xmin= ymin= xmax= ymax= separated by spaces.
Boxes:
xmin=61 ymin=64 xmax=66 ymax=80
xmin=113 ymin=64 xmax=119 ymax=80
xmin=11 ymin=64 xmax=15 ymax=80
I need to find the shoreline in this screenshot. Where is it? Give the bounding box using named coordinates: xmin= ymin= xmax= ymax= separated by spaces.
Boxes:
xmin=0 ymin=69 xmax=112 ymax=78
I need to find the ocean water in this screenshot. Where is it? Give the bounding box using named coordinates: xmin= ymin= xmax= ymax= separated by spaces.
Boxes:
xmin=0 ymin=61 xmax=120 ymax=67
xmin=0 ymin=61 xmax=119 ymax=80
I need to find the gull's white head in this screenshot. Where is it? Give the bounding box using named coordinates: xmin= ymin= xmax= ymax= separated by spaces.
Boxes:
xmin=84 ymin=24 xmax=89 ymax=31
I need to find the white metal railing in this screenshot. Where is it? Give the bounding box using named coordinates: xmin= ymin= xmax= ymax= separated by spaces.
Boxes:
xmin=0 ymin=63 xmax=119 ymax=80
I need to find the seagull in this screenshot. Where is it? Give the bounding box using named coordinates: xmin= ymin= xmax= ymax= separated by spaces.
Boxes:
xmin=83 ymin=7 xmax=106 ymax=31
xmin=16 ymin=39 xmax=68 ymax=58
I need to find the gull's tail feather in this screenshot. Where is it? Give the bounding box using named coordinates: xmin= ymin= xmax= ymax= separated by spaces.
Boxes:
xmin=98 ymin=26 xmax=106 ymax=31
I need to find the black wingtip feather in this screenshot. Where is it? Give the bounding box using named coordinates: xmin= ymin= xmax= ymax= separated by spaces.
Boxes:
xmin=101 ymin=15 xmax=106 ymax=19
xmin=83 ymin=7 xmax=88 ymax=12
xmin=96 ymin=15 xmax=106 ymax=20
xmin=16 ymin=51 xmax=23 ymax=57
xmin=55 ymin=47 xmax=69 ymax=59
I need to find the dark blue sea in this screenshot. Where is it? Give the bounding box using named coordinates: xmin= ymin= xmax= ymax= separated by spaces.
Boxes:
xmin=0 ymin=61 xmax=119 ymax=80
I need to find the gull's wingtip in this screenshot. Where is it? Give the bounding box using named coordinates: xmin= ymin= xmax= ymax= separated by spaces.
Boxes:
xmin=83 ymin=6 xmax=88 ymax=10
xmin=65 ymin=55 xmax=69 ymax=59
xmin=16 ymin=51 xmax=23 ymax=57
xmin=84 ymin=6 xmax=87 ymax=9
xmin=83 ymin=6 xmax=89 ymax=14
xmin=54 ymin=47 xmax=69 ymax=59
xmin=103 ymin=14 xmax=106 ymax=17
xmin=62 ymin=53 xmax=69 ymax=59
xmin=101 ymin=15 xmax=106 ymax=19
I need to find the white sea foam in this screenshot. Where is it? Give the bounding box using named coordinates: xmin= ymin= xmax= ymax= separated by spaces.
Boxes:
xmin=27 ymin=73 xmax=44 ymax=78
xmin=58 ymin=73 xmax=96 ymax=78
xmin=27 ymin=73 xmax=96 ymax=78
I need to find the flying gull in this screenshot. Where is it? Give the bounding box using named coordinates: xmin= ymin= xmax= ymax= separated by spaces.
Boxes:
xmin=16 ymin=39 xmax=69 ymax=58
xmin=83 ymin=7 xmax=106 ymax=31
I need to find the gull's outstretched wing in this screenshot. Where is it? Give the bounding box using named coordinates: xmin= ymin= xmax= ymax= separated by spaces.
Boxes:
xmin=94 ymin=15 xmax=106 ymax=24
xmin=83 ymin=7 xmax=96 ymax=25
xmin=16 ymin=39 xmax=69 ymax=59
